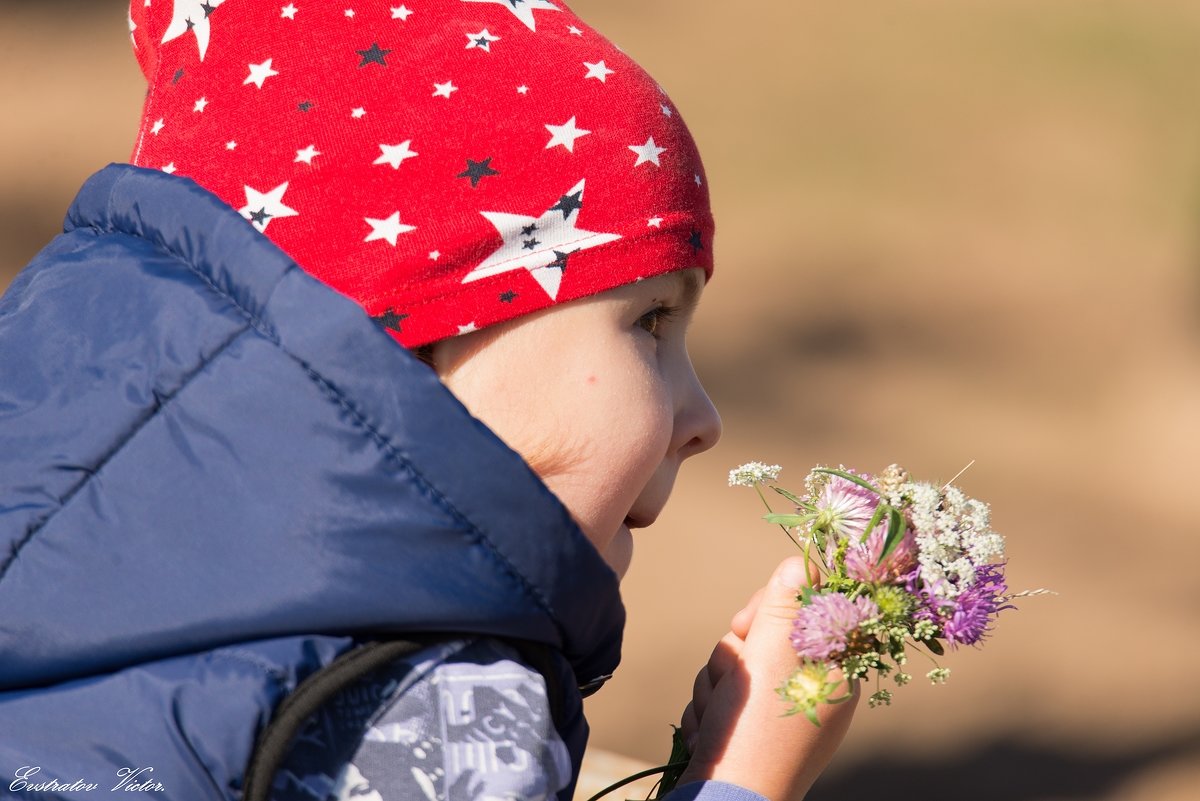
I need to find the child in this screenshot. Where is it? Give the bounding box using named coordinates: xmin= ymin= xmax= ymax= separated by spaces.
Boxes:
xmin=0 ymin=2 xmax=856 ymax=800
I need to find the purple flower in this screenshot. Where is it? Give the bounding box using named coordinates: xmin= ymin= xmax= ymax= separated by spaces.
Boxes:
xmin=844 ymin=522 xmax=918 ymax=583
xmin=911 ymin=563 xmax=1013 ymax=647
xmin=941 ymin=564 xmax=1011 ymax=645
xmin=812 ymin=472 xmax=880 ymax=542
xmin=791 ymin=592 xmax=880 ymax=661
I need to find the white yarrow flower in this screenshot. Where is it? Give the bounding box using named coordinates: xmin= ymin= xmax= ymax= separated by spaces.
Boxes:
xmin=729 ymin=462 xmax=782 ymax=487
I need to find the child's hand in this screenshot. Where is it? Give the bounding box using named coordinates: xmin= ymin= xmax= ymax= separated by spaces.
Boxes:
xmin=677 ymin=557 xmax=859 ymax=801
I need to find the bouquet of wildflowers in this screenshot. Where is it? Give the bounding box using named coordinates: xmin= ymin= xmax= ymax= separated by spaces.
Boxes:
xmin=728 ymin=461 xmax=1018 ymax=723
xmin=587 ymin=462 xmax=1035 ymax=801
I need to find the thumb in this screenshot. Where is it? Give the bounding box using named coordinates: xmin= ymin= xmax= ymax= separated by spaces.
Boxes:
xmin=740 ymin=556 xmax=809 ymax=671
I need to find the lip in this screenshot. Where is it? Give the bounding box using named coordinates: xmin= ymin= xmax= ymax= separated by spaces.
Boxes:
xmin=623 ymin=512 xmax=656 ymax=529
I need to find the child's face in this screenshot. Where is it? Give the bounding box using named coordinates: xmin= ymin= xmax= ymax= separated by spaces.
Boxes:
xmin=431 ymin=268 xmax=721 ymax=578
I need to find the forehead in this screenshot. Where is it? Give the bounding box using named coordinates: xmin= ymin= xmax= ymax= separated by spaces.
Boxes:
xmin=672 ymin=268 xmax=704 ymax=306
xmin=650 ymin=268 xmax=704 ymax=315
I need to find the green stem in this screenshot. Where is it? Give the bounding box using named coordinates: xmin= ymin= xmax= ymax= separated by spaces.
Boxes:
xmin=753 ymin=483 xmax=798 ymax=548
xmin=909 ymin=642 xmax=941 ymax=667
xmin=583 ymin=761 xmax=693 ymax=801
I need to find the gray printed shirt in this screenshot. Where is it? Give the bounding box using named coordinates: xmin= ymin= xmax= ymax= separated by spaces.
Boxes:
xmin=270 ymin=638 xmax=572 ymax=801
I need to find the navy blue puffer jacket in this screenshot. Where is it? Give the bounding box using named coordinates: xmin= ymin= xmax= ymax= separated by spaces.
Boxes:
xmin=0 ymin=164 xmax=624 ymax=800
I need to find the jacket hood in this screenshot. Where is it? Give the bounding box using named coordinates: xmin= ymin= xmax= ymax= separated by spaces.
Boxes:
xmin=0 ymin=164 xmax=624 ymax=692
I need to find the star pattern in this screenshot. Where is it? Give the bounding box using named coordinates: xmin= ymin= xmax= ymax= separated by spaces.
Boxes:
xmin=547 ymin=248 xmax=574 ymax=272
xmin=544 ymin=116 xmax=590 ymax=152
xmin=245 ymin=58 xmax=279 ymax=88
xmin=461 ymin=180 xmax=621 ymax=300
xmin=375 ymin=140 xmax=419 ymax=169
xmin=462 ymin=0 xmax=560 ymax=32
xmin=364 ymin=212 xmax=416 ymax=246
xmin=131 ymin=0 xmax=713 ymax=346
xmin=628 ymin=135 xmax=666 ymax=167
xmin=371 ymin=308 xmax=409 ymax=332
xmin=465 ymin=29 xmax=500 ymax=51
xmin=357 ymin=42 xmax=392 ymax=67
xmin=583 ymin=60 xmax=614 ymax=82
xmin=458 ymin=157 xmax=500 ymax=187
xmin=239 ymin=183 xmax=299 ymax=233
xmin=161 ymin=0 xmax=226 ymax=61
xmin=550 ymin=187 xmax=582 ymax=218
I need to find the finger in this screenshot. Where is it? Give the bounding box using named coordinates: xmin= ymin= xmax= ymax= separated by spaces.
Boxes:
xmin=730 ymin=587 xmax=764 ymax=640
xmin=706 ymin=631 xmax=743 ymax=684
xmin=691 ymin=632 xmax=743 ymax=732
xmin=742 ymin=556 xmax=809 ymax=663
xmin=690 ymin=663 xmax=713 ymax=725
xmin=679 ymin=700 xmax=699 ymax=749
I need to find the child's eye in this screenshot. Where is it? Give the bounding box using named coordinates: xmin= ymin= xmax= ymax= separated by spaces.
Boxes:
xmin=637 ymin=304 xmax=679 ymax=338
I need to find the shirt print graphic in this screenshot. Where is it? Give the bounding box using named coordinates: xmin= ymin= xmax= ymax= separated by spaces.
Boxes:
xmin=273 ymin=639 xmax=570 ymax=801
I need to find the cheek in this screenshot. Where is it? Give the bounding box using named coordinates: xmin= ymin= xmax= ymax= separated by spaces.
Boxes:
xmin=590 ymin=361 xmax=672 ymax=452
xmin=584 ymin=368 xmax=673 ymax=510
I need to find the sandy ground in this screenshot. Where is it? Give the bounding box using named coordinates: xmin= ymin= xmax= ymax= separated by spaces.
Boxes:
xmin=3 ymin=2 xmax=1199 ymax=800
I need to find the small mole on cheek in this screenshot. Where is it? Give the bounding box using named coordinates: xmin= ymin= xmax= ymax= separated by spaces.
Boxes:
xmin=586 ymin=375 xmax=597 ymax=385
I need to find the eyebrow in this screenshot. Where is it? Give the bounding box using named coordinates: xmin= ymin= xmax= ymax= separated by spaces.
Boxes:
xmin=670 ymin=269 xmax=704 ymax=315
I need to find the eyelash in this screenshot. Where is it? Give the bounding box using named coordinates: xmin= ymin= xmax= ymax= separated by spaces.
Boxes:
xmin=637 ymin=304 xmax=680 ymax=338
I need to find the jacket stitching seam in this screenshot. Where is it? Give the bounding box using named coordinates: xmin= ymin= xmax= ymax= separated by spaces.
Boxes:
xmin=292 ymin=360 xmax=557 ymax=617
xmin=36 ymin=214 xmax=557 ymax=621
xmin=0 ymin=321 xmax=254 ymax=583
xmin=205 ymin=648 xmax=291 ymax=685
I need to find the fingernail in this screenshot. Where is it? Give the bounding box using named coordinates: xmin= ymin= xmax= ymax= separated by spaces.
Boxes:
xmin=778 ymin=558 xmax=808 ymax=590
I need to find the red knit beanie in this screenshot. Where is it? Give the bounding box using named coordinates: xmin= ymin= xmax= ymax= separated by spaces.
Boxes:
xmin=129 ymin=0 xmax=714 ymax=348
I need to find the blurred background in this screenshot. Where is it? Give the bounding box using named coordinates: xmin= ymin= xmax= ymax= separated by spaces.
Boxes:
xmin=3 ymin=1 xmax=1198 ymax=800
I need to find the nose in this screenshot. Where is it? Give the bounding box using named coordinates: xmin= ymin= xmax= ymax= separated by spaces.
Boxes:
xmin=673 ymin=348 xmax=722 ymax=461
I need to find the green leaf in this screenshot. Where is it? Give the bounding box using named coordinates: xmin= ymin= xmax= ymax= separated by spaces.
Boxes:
xmin=811 ymin=468 xmax=880 ymax=495
xmin=877 ymin=507 xmax=907 ymax=564
xmin=859 ymin=502 xmax=887 ymax=544
xmin=771 ymin=486 xmax=812 ymax=509
xmin=649 ymin=726 xmax=692 ymax=799
xmin=764 ymin=513 xmax=808 ymax=527
xmin=925 ymin=639 xmax=945 ymax=656
xmin=666 ymin=724 xmax=690 ymax=764
xmin=803 ymin=706 xmax=822 ymax=727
